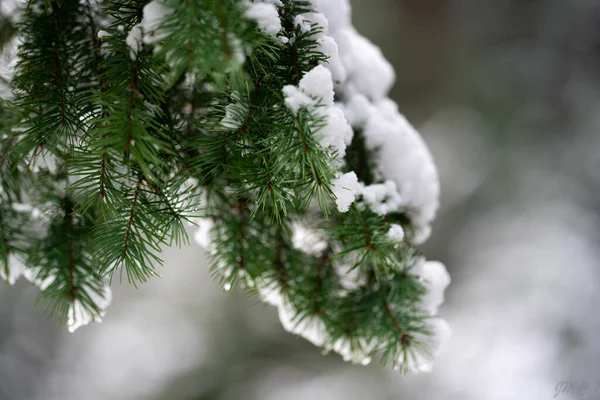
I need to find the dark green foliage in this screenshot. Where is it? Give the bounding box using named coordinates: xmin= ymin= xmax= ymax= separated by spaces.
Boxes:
xmin=12 ymin=0 xmax=85 ymax=156
xmin=27 ymin=195 xmax=107 ymax=325
xmin=344 ymin=129 xmax=377 ymax=185
xmin=156 ymin=0 xmax=252 ymax=82
xmin=332 ymin=205 xmax=416 ymax=280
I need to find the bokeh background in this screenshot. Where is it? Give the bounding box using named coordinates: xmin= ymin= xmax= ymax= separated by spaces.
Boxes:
xmin=2 ymin=0 xmax=600 ymax=399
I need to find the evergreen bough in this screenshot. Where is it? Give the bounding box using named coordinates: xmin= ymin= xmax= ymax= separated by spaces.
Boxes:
xmin=0 ymin=0 xmax=451 ymax=373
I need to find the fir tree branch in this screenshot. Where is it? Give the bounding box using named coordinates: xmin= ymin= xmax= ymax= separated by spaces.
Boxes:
xmin=63 ymin=197 xmax=78 ymax=300
xmin=50 ymin=6 xmax=67 ymax=128
xmin=144 ymin=180 xmax=181 ymax=221
xmin=119 ymin=178 xmax=142 ymax=273
xmin=359 ymin=210 xmax=376 ymax=253
xmin=313 ymin=249 xmax=330 ymax=314
xmin=0 ymin=212 xmax=9 ymax=275
xmin=217 ymin=0 xmax=232 ymax=60
xmin=235 ymin=200 xmax=247 ymax=271
xmin=84 ymin=0 xmax=105 ymax=94
xmin=124 ymin=75 xmax=138 ymax=158
xmin=0 ymin=0 xmax=450 ymax=368
xmin=0 ymin=137 xmax=16 ymax=171
xmin=274 ymin=227 xmax=289 ymax=289
xmin=383 ymin=297 xmax=409 ymax=344
xmin=295 ymin=114 xmax=311 ymax=155
xmin=236 ymin=81 xmax=262 ymax=137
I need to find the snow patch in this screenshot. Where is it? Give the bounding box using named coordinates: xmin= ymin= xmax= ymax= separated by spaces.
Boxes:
xmin=68 ymin=285 xmax=113 ymax=333
xmin=141 ymin=0 xmax=173 ymax=44
xmin=278 ymin=299 xmax=328 ymax=347
xmin=291 ymin=221 xmax=328 ymax=256
xmin=363 ymin=100 xmax=440 ymax=243
xmin=244 ymin=2 xmax=282 ymax=36
xmin=331 ymin=171 xmax=359 ymax=212
xmin=387 ymin=224 xmax=405 ymax=242
xmin=412 ymin=260 xmax=451 ymax=316
xmin=336 ymin=28 xmax=395 ymax=101
xmin=126 ymin=24 xmax=143 ymax=61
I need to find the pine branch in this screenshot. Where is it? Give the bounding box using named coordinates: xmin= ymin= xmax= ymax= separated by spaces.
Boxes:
xmin=383 ymin=297 xmax=408 ymax=342
xmin=65 ymin=197 xmax=77 ymax=299
xmin=217 ymin=0 xmax=232 ymax=59
xmin=0 ymin=212 xmax=10 ymax=279
xmin=50 ymin=7 xmax=67 ymax=129
xmin=0 ymin=0 xmax=450 ymax=372
xmin=312 ymin=249 xmax=330 ymax=314
xmin=235 ymin=200 xmax=247 ymax=271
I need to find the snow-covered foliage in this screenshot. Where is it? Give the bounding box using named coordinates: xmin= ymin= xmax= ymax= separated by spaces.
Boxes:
xmin=67 ymin=286 xmax=113 ymax=333
xmin=306 ymin=0 xmax=440 ymax=243
xmin=1 ymin=0 xmax=450 ymax=373
xmin=283 ymin=65 xmax=353 ymax=158
xmin=194 ymin=0 xmax=450 ymax=373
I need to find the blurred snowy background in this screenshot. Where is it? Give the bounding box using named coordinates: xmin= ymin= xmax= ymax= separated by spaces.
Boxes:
xmin=2 ymin=0 xmax=600 ymax=399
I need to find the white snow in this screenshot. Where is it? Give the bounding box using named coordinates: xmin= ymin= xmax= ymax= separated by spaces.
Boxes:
xmin=298 ymin=65 xmax=335 ymax=107
xmin=68 ymin=285 xmax=113 ymax=333
xmin=126 ymin=24 xmax=143 ymax=61
xmin=387 ymin=224 xmax=405 ymax=242
xmin=244 ymin=2 xmax=282 ymax=36
xmin=331 ymin=171 xmax=359 ymax=212
xmin=277 ymin=299 xmax=328 ymax=347
xmin=311 ymin=0 xmax=352 ymax=34
xmin=341 ymin=92 xmax=370 ymax=127
xmin=320 ymin=105 xmax=353 ymax=156
xmin=0 ymin=255 xmax=25 ymax=285
xmin=328 ymin=336 xmax=374 ymax=364
xmin=358 ymin=180 xmax=404 ymax=216
xmin=2 ymin=256 xmax=112 ymax=332
xmin=193 ymin=218 xmax=215 ymax=249
xmin=334 ymin=261 xmax=367 ymax=291
xmin=412 ymin=260 xmax=451 ymax=316
xmin=294 ymin=14 xmax=312 ymax=33
xmin=229 ymin=35 xmax=247 ymax=66
xmin=335 ymin=28 xmax=395 ymax=101
xmin=256 ymin=278 xmax=330 ymax=348
xmin=291 ymin=221 xmax=328 ymax=256
xmin=97 ymin=30 xmax=110 ymax=39
xmin=256 ymin=279 xmax=284 ymax=307
xmin=363 ymin=100 xmax=440 ymax=243
xmin=282 ymin=85 xmax=313 ymax=114
xmin=337 ymin=91 xmax=441 ymax=244
xmin=292 ymin=10 xmax=347 ymax=83
xmin=22 ymin=267 xmax=56 ymax=291
xmin=295 ymin=12 xmax=329 ymax=37
xmin=318 ymin=36 xmax=346 ymax=83
xmin=141 ymin=0 xmax=173 ymax=44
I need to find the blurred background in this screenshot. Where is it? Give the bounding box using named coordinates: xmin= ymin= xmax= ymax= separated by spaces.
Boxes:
xmin=2 ymin=0 xmax=600 ymax=399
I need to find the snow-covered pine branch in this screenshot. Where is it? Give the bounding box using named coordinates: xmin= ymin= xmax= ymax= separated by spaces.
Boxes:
xmin=0 ymin=0 xmax=451 ymax=374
